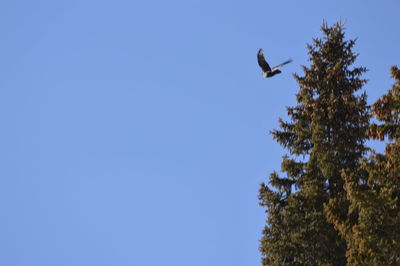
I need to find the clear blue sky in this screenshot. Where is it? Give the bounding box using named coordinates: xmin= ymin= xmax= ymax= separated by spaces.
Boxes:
xmin=1 ymin=1 xmax=399 ymax=265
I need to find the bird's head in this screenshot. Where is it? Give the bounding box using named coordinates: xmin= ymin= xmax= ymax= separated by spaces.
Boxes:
xmin=262 ymin=72 xmax=268 ymax=78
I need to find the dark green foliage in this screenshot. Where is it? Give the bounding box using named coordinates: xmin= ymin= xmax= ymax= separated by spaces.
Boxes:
xmin=326 ymin=66 xmax=400 ymax=265
xmin=259 ymin=22 xmax=369 ymax=265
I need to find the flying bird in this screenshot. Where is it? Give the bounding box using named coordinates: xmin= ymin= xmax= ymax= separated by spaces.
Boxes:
xmin=257 ymin=49 xmax=292 ymax=78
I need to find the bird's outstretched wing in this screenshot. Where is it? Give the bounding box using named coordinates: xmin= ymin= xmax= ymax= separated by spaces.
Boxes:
xmin=272 ymin=59 xmax=293 ymax=71
xmin=257 ymin=49 xmax=271 ymax=72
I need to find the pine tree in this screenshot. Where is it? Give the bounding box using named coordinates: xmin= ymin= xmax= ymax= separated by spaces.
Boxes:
xmin=327 ymin=66 xmax=400 ymax=265
xmin=259 ymin=22 xmax=369 ymax=265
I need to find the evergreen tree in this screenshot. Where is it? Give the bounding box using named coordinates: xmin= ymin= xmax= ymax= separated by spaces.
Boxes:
xmin=259 ymin=22 xmax=369 ymax=265
xmin=326 ymin=66 xmax=400 ymax=265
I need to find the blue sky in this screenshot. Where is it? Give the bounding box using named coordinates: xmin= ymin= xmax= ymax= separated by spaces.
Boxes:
xmin=1 ymin=1 xmax=399 ymax=265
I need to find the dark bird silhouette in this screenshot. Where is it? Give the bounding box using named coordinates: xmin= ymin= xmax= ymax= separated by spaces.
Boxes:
xmin=257 ymin=49 xmax=292 ymax=78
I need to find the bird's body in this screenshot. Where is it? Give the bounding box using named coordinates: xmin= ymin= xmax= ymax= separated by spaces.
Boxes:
xmin=257 ymin=49 xmax=292 ymax=78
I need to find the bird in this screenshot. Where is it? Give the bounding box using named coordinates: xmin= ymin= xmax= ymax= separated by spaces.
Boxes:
xmin=257 ymin=48 xmax=292 ymax=78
